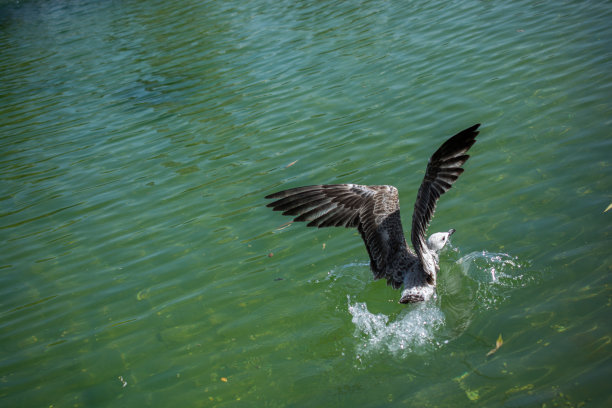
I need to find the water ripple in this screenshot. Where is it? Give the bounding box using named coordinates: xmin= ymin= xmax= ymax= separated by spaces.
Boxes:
xmin=1 ymin=0 xmax=611 ymax=406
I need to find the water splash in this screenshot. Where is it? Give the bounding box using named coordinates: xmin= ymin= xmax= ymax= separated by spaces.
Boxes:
xmin=457 ymin=251 xmax=525 ymax=282
xmin=348 ymin=296 xmax=446 ymax=358
xmin=346 ymin=251 xmax=532 ymax=359
xmin=323 ymin=262 xmax=369 ymax=286
xmin=455 ymin=251 xmax=533 ymax=309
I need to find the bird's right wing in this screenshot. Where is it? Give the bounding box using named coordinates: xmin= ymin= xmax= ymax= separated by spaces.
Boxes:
xmin=265 ymin=184 xmax=408 ymax=288
xmin=411 ymin=124 xmax=480 ymax=275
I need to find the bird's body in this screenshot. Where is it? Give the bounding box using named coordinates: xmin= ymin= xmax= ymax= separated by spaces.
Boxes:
xmin=265 ymin=124 xmax=480 ymax=303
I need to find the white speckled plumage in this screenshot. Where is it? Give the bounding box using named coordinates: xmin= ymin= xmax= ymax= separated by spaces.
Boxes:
xmin=265 ymin=124 xmax=480 ymax=303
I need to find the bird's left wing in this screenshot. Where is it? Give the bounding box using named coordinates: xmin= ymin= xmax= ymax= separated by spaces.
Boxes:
xmin=265 ymin=184 xmax=409 ymax=288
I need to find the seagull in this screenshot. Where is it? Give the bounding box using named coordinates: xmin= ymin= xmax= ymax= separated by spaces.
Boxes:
xmin=265 ymin=124 xmax=480 ymax=303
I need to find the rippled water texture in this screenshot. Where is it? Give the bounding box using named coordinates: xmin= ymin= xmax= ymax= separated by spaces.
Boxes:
xmin=1 ymin=0 xmax=611 ymax=407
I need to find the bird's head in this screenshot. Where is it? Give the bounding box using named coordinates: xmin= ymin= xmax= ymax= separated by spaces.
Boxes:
xmin=427 ymin=229 xmax=455 ymax=252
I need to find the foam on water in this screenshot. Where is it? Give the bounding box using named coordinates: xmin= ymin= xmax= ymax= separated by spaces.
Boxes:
xmin=348 ymin=296 xmax=446 ymax=358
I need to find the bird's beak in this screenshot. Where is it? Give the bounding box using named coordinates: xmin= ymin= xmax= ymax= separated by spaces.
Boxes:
xmin=448 ymin=228 xmax=456 ymax=236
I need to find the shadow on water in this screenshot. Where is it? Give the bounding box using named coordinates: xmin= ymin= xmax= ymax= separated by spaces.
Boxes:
xmin=345 ymin=250 xmax=534 ymax=360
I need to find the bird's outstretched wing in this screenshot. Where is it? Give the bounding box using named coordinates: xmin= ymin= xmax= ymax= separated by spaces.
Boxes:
xmin=265 ymin=184 xmax=410 ymax=288
xmin=411 ymin=124 xmax=480 ymax=273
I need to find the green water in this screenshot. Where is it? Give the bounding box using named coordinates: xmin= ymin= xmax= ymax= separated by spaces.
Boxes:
xmin=1 ymin=0 xmax=611 ymax=406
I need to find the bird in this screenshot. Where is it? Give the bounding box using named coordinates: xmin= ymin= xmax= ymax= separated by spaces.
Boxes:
xmin=265 ymin=124 xmax=480 ymax=303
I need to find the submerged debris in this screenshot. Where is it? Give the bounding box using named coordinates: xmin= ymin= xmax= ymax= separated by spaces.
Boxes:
xmin=275 ymin=221 xmax=293 ymax=231
xmin=118 ymin=376 xmax=127 ymax=388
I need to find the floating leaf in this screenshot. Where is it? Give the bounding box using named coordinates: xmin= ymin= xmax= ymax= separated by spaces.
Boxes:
xmin=221 ymin=377 xmax=228 ymax=383
xmin=486 ymin=333 xmax=503 ymax=356
xmin=285 ymin=160 xmax=298 ymax=168
xmin=604 ymin=203 xmax=612 ymax=213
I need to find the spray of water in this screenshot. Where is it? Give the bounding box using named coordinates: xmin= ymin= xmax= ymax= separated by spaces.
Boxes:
xmin=348 ymin=295 xmax=446 ymax=358
xmin=346 ymin=251 xmax=531 ymax=359
xmin=455 ymin=251 xmax=533 ymax=310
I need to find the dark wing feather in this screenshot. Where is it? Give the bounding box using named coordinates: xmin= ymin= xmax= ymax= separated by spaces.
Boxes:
xmin=265 ymin=184 xmax=409 ymax=288
xmin=411 ymin=124 xmax=480 ymax=266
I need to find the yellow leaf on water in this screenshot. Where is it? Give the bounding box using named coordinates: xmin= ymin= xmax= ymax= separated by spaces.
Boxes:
xmin=221 ymin=377 xmax=228 ymax=383
xmin=604 ymin=203 xmax=612 ymax=213
xmin=487 ymin=334 xmax=503 ymax=356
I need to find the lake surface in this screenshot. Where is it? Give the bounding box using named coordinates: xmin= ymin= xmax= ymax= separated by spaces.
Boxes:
xmin=1 ymin=0 xmax=611 ymax=406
